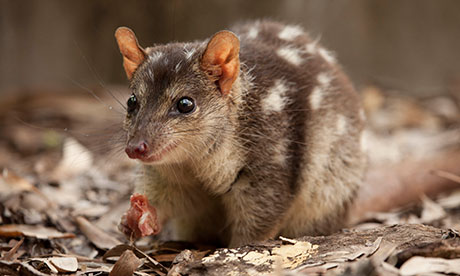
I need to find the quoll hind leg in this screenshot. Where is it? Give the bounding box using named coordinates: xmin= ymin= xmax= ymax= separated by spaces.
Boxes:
xmin=222 ymin=174 xmax=291 ymax=248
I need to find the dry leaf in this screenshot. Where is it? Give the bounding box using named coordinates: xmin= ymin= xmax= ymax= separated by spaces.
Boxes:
xmin=0 ymin=169 xmax=34 ymax=192
xmin=400 ymin=256 xmax=460 ymax=275
xmin=30 ymin=258 xmax=58 ymax=274
xmin=369 ymin=240 xmax=397 ymax=264
xmin=103 ymin=244 xmax=136 ymax=260
xmin=51 ymin=137 xmax=93 ymax=180
xmin=2 ymin=238 xmax=24 ymax=261
xmin=0 ymin=169 xmax=52 ymax=207
xmin=437 ymin=190 xmax=460 ymax=209
xmin=49 ymin=257 xmax=78 ymax=273
xmin=109 ymin=250 xmax=142 ymax=276
xmin=420 ymin=195 xmax=446 ymax=223
xmin=75 ymin=216 xmax=121 ymax=250
xmin=104 ymin=244 xmax=168 ymax=273
xmin=0 ymin=224 xmax=75 ymax=239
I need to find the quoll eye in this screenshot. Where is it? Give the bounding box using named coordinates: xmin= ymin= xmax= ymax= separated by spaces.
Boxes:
xmin=127 ymin=94 xmax=138 ymax=113
xmin=177 ymin=97 xmax=195 ymax=114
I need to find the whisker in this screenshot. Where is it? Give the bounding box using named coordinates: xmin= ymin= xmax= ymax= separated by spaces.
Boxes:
xmin=73 ymin=39 xmax=127 ymax=111
xmin=64 ymin=75 xmax=124 ymax=115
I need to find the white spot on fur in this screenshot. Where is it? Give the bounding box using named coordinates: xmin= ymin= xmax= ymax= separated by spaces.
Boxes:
xmin=310 ymin=73 xmax=332 ymax=110
xmin=310 ymin=87 xmax=323 ymax=110
xmin=149 ymin=51 xmax=164 ymax=63
xmin=336 ymin=115 xmax=347 ymax=135
xmin=278 ymin=25 xmax=303 ymax=41
xmin=305 ymin=43 xmax=317 ymax=54
xmin=277 ymin=46 xmax=303 ymax=66
xmin=318 ymin=47 xmax=336 ymax=64
xmin=317 ymin=73 xmax=332 ymax=86
xmin=262 ymin=79 xmax=290 ymax=112
xmin=247 ymin=25 xmax=259 ymax=39
xmin=305 ymin=39 xmax=321 ymax=55
xmin=273 ymin=138 xmax=288 ymax=165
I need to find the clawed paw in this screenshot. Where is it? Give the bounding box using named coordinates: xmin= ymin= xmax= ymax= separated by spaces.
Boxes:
xmin=118 ymin=193 xmax=161 ymax=240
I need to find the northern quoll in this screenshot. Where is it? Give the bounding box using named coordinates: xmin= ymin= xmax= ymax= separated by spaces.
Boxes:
xmin=115 ymin=21 xmax=366 ymax=247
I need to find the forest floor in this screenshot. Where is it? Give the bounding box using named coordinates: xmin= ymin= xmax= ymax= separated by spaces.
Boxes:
xmin=1 ymin=85 xmax=460 ymax=275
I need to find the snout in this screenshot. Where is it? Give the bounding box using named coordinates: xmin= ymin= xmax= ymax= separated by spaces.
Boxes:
xmin=125 ymin=140 xmax=150 ymax=159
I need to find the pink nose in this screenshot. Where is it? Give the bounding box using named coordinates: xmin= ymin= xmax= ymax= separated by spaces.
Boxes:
xmin=125 ymin=141 xmax=149 ymax=159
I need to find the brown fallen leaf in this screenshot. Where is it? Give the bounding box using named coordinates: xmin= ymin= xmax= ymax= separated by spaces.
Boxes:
xmin=103 ymin=244 xmax=168 ymax=273
xmin=153 ymin=253 xmax=181 ymax=263
xmin=168 ymin=250 xmax=195 ymax=276
xmin=75 ymin=216 xmax=121 ymax=250
xmin=420 ymin=194 xmax=446 ymax=223
xmin=369 ymin=240 xmax=397 ymax=264
xmin=0 ymin=224 xmax=75 ymax=239
xmin=437 ymin=190 xmax=460 ymax=209
xmin=49 ymin=257 xmax=78 ymax=273
xmin=109 ymin=250 xmax=142 ymax=276
xmin=0 ymin=169 xmax=54 ymax=208
xmin=400 ymin=256 xmax=460 ymax=276
xmin=2 ymin=238 xmax=24 ymax=261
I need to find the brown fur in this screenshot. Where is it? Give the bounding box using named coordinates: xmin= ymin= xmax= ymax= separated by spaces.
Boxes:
xmin=117 ymin=20 xmax=366 ymax=247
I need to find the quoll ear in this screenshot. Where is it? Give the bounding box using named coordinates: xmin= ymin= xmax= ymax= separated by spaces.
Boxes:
xmin=201 ymin=31 xmax=240 ymax=96
xmin=115 ymin=27 xmax=146 ymax=80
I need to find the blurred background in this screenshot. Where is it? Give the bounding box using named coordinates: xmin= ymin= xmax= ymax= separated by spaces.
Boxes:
xmin=2 ymin=2 xmax=460 ymax=271
xmin=1 ymin=0 xmax=460 ymax=97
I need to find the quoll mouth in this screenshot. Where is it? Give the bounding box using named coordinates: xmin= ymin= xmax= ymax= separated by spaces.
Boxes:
xmin=138 ymin=143 xmax=178 ymax=163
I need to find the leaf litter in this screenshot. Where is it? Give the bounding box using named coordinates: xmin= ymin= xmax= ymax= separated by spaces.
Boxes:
xmin=0 ymin=87 xmax=460 ymax=275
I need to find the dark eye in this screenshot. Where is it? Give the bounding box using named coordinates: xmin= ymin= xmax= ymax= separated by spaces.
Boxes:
xmin=177 ymin=97 xmax=195 ymax=113
xmin=127 ymin=94 xmax=138 ymax=113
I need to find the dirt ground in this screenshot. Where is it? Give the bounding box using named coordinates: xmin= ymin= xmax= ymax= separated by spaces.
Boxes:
xmin=1 ymin=85 xmax=460 ymax=275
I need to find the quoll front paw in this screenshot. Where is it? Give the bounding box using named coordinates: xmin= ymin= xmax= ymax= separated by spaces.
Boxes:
xmin=118 ymin=193 xmax=161 ymax=240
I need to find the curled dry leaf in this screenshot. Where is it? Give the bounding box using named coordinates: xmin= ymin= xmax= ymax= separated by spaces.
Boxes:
xmin=0 ymin=224 xmax=75 ymax=239
xmin=75 ymin=216 xmax=121 ymax=250
xmin=400 ymin=256 xmax=460 ymax=276
xmin=109 ymin=250 xmax=142 ymax=276
xmin=104 ymin=244 xmax=169 ymax=273
xmin=49 ymin=257 xmax=78 ymax=273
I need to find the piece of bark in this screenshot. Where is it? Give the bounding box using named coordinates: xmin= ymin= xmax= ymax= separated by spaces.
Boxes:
xmin=171 ymin=224 xmax=447 ymax=276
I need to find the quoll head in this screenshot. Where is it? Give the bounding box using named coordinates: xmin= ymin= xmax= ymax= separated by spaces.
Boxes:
xmin=115 ymin=27 xmax=241 ymax=164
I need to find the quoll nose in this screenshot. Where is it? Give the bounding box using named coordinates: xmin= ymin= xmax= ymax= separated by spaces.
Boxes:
xmin=125 ymin=140 xmax=150 ymax=159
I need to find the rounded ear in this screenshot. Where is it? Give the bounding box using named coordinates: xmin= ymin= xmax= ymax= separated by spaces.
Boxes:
xmin=200 ymin=31 xmax=240 ymax=96
xmin=115 ymin=27 xmax=146 ymax=80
